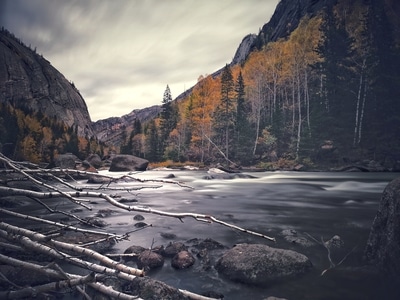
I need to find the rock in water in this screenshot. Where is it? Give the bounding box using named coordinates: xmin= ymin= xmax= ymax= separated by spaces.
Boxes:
xmin=215 ymin=243 xmax=312 ymax=286
xmin=365 ymin=177 xmax=400 ymax=283
xmin=109 ymin=154 xmax=149 ymax=171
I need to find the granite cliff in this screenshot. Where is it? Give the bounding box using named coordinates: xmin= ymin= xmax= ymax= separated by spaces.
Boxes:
xmin=0 ymin=29 xmax=94 ymax=137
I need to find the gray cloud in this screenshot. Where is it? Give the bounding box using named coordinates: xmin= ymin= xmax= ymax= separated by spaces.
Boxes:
xmin=1 ymin=0 xmax=279 ymax=121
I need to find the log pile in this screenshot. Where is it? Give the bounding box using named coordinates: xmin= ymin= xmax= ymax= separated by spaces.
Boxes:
xmin=0 ymin=153 xmax=274 ymax=299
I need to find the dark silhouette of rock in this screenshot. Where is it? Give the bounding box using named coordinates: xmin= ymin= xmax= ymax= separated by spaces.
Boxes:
xmin=365 ymin=177 xmax=400 ymax=283
xmin=109 ymin=154 xmax=149 ymax=172
xmin=215 ymin=243 xmax=312 ymax=286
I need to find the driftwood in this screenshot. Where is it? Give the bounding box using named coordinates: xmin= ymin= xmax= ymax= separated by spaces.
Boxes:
xmin=0 ymin=153 xmax=275 ymax=299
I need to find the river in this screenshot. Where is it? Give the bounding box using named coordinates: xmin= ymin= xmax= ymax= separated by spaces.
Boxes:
xmin=5 ymin=170 xmax=400 ymax=299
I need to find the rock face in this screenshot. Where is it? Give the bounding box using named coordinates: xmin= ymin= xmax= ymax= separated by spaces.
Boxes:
xmin=109 ymin=154 xmax=149 ymax=172
xmin=92 ymin=105 xmax=162 ymax=145
xmin=231 ymin=34 xmax=257 ymax=65
xmin=259 ymin=0 xmax=331 ymax=44
xmin=0 ymin=29 xmax=94 ymax=137
xmin=215 ymin=243 xmax=312 ymax=286
xmin=365 ymin=177 xmax=400 ymax=282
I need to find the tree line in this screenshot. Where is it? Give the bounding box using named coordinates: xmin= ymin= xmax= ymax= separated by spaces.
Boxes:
xmin=121 ymin=1 xmax=400 ymax=168
xmin=0 ymin=103 xmax=107 ymax=164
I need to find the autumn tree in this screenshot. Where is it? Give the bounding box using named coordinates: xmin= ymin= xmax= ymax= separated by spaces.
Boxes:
xmin=187 ymin=75 xmax=218 ymax=162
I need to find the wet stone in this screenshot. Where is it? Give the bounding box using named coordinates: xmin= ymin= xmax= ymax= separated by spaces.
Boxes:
xmin=171 ymin=250 xmax=195 ymax=269
xmin=134 ymin=222 xmax=148 ymax=228
xmin=164 ymin=242 xmax=187 ymax=258
xmin=133 ymin=214 xmax=145 ymax=221
xmin=137 ymin=250 xmax=164 ymax=270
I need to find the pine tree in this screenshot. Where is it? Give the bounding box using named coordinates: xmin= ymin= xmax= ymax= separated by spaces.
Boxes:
xmin=159 ymin=85 xmax=179 ymax=159
xmin=213 ymin=64 xmax=235 ymax=161
xmin=234 ymin=71 xmax=253 ymax=164
xmin=317 ymin=6 xmax=354 ymax=145
xmin=146 ymin=119 xmax=160 ymax=162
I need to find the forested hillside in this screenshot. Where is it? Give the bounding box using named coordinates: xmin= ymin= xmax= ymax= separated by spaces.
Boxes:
xmin=120 ymin=0 xmax=400 ymax=170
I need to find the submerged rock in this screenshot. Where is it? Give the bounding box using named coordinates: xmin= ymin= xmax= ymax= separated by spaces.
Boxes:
xmin=215 ymin=243 xmax=312 ymax=286
xmin=281 ymin=229 xmax=315 ymax=247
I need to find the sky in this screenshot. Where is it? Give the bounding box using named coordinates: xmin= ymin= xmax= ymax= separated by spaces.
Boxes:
xmin=0 ymin=0 xmax=280 ymax=121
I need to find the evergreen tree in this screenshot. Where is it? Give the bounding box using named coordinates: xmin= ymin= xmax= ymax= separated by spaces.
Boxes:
xmin=213 ymin=64 xmax=235 ymax=160
xmin=159 ymin=85 xmax=179 ymax=159
xmin=234 ymin=71 xmax=253 ymax=164
xmin=146 ymin=119 xmax=160 ymax=162
xmin=317 ymin=6 xmax=355 ymax=146
xmin=362 ymin=0 xmax=400 ymax=161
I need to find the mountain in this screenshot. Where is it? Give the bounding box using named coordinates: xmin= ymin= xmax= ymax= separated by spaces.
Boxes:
xmin=92 ymin=105 xmax=162 ymax=145
xmin=0 ymin=28 xmax=106 ymax=163
xmin=115 ymin=0 xmax=400 ymax=169
xmin=0 ymin=29 xmax=94 ymax=137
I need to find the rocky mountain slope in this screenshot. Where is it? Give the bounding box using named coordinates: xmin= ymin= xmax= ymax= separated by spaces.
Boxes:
xmin=92 ymin=105 xmax=161 ymax=145
xmin=0 ymin=29 xmax=94 ymax=137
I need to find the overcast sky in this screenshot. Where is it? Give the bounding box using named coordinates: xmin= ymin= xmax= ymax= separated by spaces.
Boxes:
xmin=1 ymin=0 xmax=280 ymax=121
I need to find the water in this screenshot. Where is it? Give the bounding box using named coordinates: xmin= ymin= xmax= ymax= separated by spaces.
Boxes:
xmin=3 ymin=170 xmax=399 ymax=299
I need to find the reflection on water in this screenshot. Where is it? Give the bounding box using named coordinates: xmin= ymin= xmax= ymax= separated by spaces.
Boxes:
xmin=5 ymin=171 xmax=400 ymax=299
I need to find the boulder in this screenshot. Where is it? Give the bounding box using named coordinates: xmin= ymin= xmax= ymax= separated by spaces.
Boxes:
xmin=365 ymin=177 xmax=400 ymax=282
xmin=54 ymin=153 xmax=79 ymax=169
xmin=129 ymin=277 xmax=189 ymax=300
xmin=171 ymin=251 xmax=195 ymax=269
xmin=109 ymin=154 xmax=149 ymax=172
xmin=78 ymin=160 xmax=98 ymax=172
xmin=123 ymin=245 xmax=146 ymax=262
xmin=86 ymin=153 xmax=102 ymax=169
xmin=215 ymin=243 xmax=312 ymax=286
xmin=137 ymin=250 xmax=164 ymax=270
xmin=164 ymin=242 xmax=188 ymax=258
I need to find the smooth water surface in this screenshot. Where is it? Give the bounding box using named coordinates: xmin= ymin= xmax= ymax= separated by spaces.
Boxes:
xmin=5 ymin=170 xmax=400 ymax=299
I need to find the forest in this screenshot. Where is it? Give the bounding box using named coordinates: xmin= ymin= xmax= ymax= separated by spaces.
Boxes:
xmin=120 ymin=1 xmax=400 ymax=169
xmin=0 ymin=102 xmax=107 ymax=164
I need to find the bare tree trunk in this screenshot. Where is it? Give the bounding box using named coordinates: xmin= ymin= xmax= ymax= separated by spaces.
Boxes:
xmin=358 ymin=76 xmax=368 ymax=144
xmin=296 ymin=69 xmax=302 ymax=160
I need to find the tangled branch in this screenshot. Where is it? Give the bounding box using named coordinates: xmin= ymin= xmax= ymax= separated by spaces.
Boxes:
xmin=0 ymin=153 xmax=275 ymax=298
